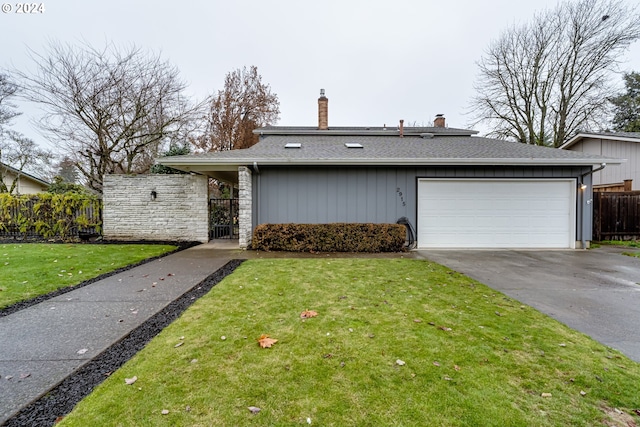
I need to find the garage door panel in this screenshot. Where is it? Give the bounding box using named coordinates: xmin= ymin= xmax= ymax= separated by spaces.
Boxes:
xmin=417 ymin=179 xmax=575 ymax=248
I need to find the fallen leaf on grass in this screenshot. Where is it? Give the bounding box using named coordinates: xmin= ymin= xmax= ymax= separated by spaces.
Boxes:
xmin=258 ymin=334 xmax=278 ymax=348
xmin=161 ymin=409 xmax=169 ymax=415
xmin=248 ymin=406 xmax=261 ymax=414
xmin=300 ymin=309 xmax=318 ymax=319
xmin=125 ymin=376 xmax=137 ymax=385
xmin=396 ymin=359 xmax=406 ymax=366
xmin=174 ymin=342 xmax=184 ymax=348
xmin=454 ymin=365 xmax=461 ymax=371
xmin=438 ymin=326 xmax=452 ymax=331
xmin=541 ymin=393 xmax=552 ymax=398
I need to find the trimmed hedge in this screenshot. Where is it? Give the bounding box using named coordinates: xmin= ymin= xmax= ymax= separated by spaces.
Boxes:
xmin=252 ymin=223 xmax=406 ymax=253
xmin=0 ymin=193 xmax=102 ymax=241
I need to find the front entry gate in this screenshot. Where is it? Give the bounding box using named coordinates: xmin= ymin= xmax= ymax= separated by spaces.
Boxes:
xmin=209 ymin=198 xmax=239 ymax=239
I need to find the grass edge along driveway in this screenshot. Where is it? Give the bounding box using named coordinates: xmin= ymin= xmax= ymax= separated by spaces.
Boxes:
xmin=59 ymin=259 xmax=640 ymax=427
xmin=0 ymin=243 xmax=177 ymax=309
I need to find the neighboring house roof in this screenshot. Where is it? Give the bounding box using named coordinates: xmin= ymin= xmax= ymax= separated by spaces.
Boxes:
xmin=0 ymin=162 xmax=50 ymax=187
xmin=560 ymin=132 xmax=640 ymax=150
xmin=160 ymin=128 xmax=621 ymax=180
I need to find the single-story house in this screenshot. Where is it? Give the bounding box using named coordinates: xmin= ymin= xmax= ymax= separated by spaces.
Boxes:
xmin=1 ymin=162 xmax=49 ymax=194
xmin=158 ymin=92 xmax=622 ymax=249
xmin=560 ymin=132 xmax=640 ymax=191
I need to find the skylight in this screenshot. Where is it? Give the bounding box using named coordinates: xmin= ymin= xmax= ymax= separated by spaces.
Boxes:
xmin=344 ymin=142 xmax=363 ymax=148
xmin=285 ymin=143 xmax=302 ymax=148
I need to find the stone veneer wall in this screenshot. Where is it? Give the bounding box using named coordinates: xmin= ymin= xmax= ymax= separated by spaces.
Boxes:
xmin=238 ymin=166 xmax=252 ymax=249
xmin=103 ymin=174 xmax=209 ymax=242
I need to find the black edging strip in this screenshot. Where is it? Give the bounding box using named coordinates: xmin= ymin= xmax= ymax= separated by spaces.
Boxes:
xmin=2 ymin=259 xmax=244 ymax=427
xmin=0 ymin=241 xmax=201 ymax=318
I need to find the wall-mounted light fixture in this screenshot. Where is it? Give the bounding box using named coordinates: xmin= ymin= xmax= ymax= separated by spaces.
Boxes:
xmin=580 ymin=183 xmax=587 ymax=190
xmin=150 ymin=190 xmax=157 ymax=201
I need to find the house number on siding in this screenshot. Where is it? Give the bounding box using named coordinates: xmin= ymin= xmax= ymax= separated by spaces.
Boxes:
xmin=396 ymin=188 xmax=406 ymax=206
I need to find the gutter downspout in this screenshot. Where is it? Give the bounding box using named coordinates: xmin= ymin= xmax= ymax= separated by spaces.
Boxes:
xmin=578 ymin=163 xmax=606 ymax=249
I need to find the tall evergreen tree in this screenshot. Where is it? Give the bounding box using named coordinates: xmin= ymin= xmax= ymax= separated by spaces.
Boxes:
xmin=610 ymin=72 xmax=640 ymax=132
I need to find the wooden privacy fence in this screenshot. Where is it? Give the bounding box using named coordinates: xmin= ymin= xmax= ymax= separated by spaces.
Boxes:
xmin=0 ymin=194 xmax=102 ymax=241
xmin=593 ymin=191 xmax=640 ymax=241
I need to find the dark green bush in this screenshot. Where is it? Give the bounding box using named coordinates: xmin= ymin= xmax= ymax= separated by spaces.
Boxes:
xmin=252 ymin=223 xmax=406 ymax=253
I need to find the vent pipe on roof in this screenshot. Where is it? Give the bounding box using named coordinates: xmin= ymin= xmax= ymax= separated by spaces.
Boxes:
xmin=399 ymin=119 xmax=404 ymax=138
xmin=434 ymin=114 xmax=445 ymax=128
xmin=318 ymin=89 xmax=328 ymax=130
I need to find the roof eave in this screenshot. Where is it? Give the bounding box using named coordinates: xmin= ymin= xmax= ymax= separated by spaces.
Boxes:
xmin=561 ymin=132 xmax=640 ymax=149
xmin=160 ymin=157 xmax=623 ymax=168
xmin=0 ymin=163 xmax=50 ymax=186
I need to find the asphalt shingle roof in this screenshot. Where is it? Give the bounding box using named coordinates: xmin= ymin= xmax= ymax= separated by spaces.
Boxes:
xmin=160 ymin=133 xmax=619 ymax=167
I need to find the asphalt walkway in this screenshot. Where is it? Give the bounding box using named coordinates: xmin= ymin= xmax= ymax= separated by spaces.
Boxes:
xmin=0 ymin=242 xmax=238 ymax=424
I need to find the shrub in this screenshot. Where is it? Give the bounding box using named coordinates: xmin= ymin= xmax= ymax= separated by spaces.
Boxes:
xmin=252 ymin=223 xmax=406 ymax=253
xmin=0 ymin=193 xmax=102 ymax=241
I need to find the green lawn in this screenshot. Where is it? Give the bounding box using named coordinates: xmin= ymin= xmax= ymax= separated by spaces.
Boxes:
xmin=59 ymin=259 xmax=640 ymax=427
xmin=599 ymin=240 xmax=640 ymax=248
xmin=0 ymin=243 xmax=177 ymax=309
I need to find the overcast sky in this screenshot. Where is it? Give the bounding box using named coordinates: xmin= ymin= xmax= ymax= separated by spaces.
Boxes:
xmin=1 ymin=0 xmax=639 ymax=149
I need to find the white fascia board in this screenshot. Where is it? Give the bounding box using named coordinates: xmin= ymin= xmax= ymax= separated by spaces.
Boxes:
xmin=160 ymin=157 xmax=624 ymax=168
xmin=561 ymin=133 xmax=640 ymax=149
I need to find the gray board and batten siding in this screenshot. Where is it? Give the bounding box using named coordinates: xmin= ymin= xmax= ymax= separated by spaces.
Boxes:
xmin=252 ymin=165 xmax=594 ymax=242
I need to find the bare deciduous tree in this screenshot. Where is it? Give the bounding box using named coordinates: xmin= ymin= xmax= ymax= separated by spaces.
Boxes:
xmin=195 ymin=65 xmax=279 ymax=152
xmin=0 ymin=72 xmax=20 ymax=131
xmin=15 ymin=42 xmax=201 ymax=192
xmin=470 ymin=0 xmax=640 ymax=147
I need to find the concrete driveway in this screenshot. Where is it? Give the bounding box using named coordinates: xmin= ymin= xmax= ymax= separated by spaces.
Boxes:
xmin=415 ymin=247 xmax=640 ymax=363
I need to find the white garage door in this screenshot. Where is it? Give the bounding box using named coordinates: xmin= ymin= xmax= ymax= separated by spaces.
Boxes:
xmin=417 ymin=179 xmax=575 ymax=248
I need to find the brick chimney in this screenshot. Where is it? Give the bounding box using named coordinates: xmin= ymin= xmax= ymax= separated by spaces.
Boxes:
xmin=399 ymin=119 xmax=404 ymax=138
xmin=434 ymin=114 xmax=445 ymax=128
xmin=318 ymin=89 xmax=328 ymax=130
